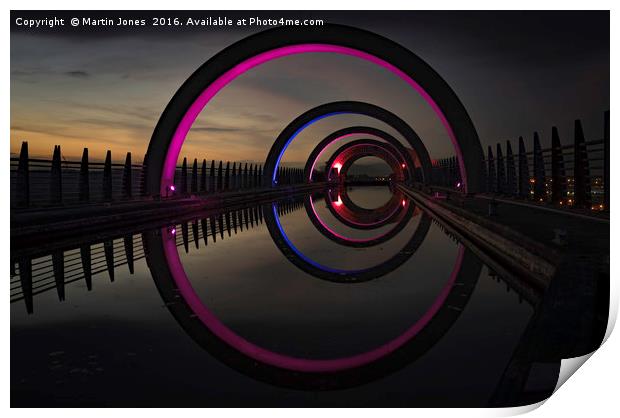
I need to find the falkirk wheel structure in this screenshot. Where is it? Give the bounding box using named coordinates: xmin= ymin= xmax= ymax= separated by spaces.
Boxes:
xmin=141 ymin=23 xmax=487 ymax=390
xmin=144 ymin=23 xmax=485 ymax=197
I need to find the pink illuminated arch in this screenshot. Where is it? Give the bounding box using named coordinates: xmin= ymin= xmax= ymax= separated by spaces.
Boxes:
xmin=145 ymin=25 xmax=484 ymax=197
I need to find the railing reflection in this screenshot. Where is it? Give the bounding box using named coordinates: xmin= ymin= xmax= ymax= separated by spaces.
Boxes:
xmin=10 ymin=199 xmax=303 ymax=313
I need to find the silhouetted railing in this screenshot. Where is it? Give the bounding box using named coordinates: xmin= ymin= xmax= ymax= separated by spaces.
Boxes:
xmin=433 ymin=111 xmax=609 ymax=211
xmin=10 ymin=144 xmax=306 ymax=209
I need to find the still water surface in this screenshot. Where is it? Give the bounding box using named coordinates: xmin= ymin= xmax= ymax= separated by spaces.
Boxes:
xmin=11 ymin=186 xmax=544 ymax=406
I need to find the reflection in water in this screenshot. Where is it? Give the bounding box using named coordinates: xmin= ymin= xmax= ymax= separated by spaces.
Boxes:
xmin=11 ymin=186 xmax=562 ymax=407
xmin=10 ymin=201 xmax=278 ymax=311
xmin=262 ymin=192 xmax=433 ymax=283
xmin=305 ymin=188 xmax=418 ymax=248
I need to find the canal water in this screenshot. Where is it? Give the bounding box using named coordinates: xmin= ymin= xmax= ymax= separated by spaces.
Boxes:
xmin=10 ymin=186 xmax=558 ymax=407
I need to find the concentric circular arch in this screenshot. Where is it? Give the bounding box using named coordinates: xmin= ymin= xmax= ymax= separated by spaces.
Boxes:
xmin=323 ymin=138 xmax=407 ymax=182
xmin=144 ymin=24 xmax=484 ymax=196
xmin=265 ymin=101 xmax=433 ymax=185
xmin=304 ymin=125 xmax=421 ymax=182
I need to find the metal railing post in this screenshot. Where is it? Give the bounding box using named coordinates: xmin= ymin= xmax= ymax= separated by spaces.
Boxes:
xmin=209 ymin=160 xmax=216 ymax=193
xmin=16 ymin=141 xmax=30 ymax=208
xmin=200 ymin=159 xmax=207 ymax=192
xmin=122 ymin=152 xmax=132 ymax=199
xmin=518 ymin=136 xmax=529 ymax=198
xmin=533 ymin=132 xmax=546 ymax=201
xmin=506 ymin=140 xmax=517 ymax=196
xmin=139 ymin=154 xmax=148 ymax=197
xmin=217 ymin=161 xmax=223 ymax=192
xmin=487 ymin=146 xmax=496 ymax=193
xmin=181 ymin=157 xmax=188 ymax=195
xmin=573 ymin=119 xmax=591 ymax=208
xmin=496 ymin=143 xmax=506 ymax=194
xmin=50 ymin=145 xmax=62 ymax=205
xmin=79 ymin=148 xmax=90 ymax=202
xmin=191 ymin=158 xmax=198 ymax=194
xmin=224 ymin=161 xmax=230 ymax=191
xmin=231 ymin=162 xmax=237 ymax=190
xmin=551 ymin=127 xmax=567 ymax=204
xmin=103 ymin=150 xmax=112 ymax=201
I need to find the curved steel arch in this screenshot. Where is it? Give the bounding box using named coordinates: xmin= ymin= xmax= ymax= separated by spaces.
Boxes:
xmin=339 ymin=153 xmax=395 ymax=181
xmin=324 ymin=139 xmax=406 ymax=182
xmin=304 ymin=125 xmax=420 ymax=182
xmin=145 ymin=24 xmax=484 ymax=196
xmin=264 ymin=101 xmax=433 ymax=186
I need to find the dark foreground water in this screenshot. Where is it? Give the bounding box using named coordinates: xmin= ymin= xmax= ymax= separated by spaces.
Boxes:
xmin=11 ymin=186 xmax=560 ymax=407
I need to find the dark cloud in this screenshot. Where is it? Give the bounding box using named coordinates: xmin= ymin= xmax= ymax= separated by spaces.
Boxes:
xmin=65 ymin=70 xmax=90 ymax=78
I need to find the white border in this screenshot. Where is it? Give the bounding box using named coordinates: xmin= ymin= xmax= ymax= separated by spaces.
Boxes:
xmin=3 ymin=1 xmax=617 ymax=417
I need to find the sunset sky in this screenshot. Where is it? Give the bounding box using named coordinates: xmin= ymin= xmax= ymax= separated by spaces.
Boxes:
xmin=10 ymin=11 xmax=609 ymax=169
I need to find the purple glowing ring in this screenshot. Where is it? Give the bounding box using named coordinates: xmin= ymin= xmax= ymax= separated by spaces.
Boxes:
xmin=167 ymin=217 xmax=440 ymax=360
xmin=264 ymin=201 xmax=433 ymax=282
xmin=304 ymin=192 xmax=415 ymax=248
xmin=144 ymin=24 xmax=484 ymax=196
xmin=141 ymin=24 xmax=485 ymax=389
xmin=323 ymin=187 xmax=405 ymax=230
xmin=143 ymin=221 xmax=483 ymax=389
xmin=324 ymin=139 xmax=406 ymax=182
